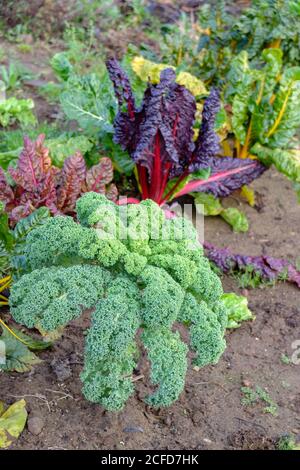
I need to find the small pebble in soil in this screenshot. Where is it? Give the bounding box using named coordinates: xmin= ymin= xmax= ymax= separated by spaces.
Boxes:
xmin=27 ymin=416 xmax=45 ymax=435
xmin=241 ymin=289 xmax=249 ymax=297
xmin=192 ymin=411 xmax=203 ymax=425
xmin=123 ymin=425 xmax=144 ymax=433
xmin=163 ymin=415 xmax=172 ymax=426
xmin=203 ymin=438 xmax=213 ymax=444
xmin=242 ymin=379 xmax=252 ymax=387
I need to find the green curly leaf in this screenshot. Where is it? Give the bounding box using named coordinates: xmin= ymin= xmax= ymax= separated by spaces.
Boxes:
xmin=9 ymin=194 xmax=228 ymax=411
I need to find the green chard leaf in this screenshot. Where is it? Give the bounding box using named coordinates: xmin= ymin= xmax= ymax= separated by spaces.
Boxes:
xmin=221 ymin=292 xmax=255 ymax=329
xmin=227 ymin=52 xmax=256 ymax=145
xmin=265 ymin=67 xmax=300 ymax=148
xmin=226 ymin=48 xmax=300 ymax=155
xmin=0 ymin=399 xmax=27 ymax=448
xmin=194 ymin=193 xmax=249 ymax=232
xmin=194 ymin=192 xmax=223 ymax=216
xmin=252 ymin=143 xmax=300 ymax=185
xmin=0 ymin=201 xmax=14 ymax=251
xmin=0 ymin=326 xmax=42 ymax=373
xmin=220 ymin=207 xmax=249 ymax=233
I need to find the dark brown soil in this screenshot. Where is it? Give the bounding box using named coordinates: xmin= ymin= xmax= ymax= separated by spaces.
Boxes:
xmin=0 ymin=5 xmax=300 ymax=450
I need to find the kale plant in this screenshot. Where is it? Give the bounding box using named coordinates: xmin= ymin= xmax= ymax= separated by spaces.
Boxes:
xmin=9 ymin=193 xmax=228 ymax=411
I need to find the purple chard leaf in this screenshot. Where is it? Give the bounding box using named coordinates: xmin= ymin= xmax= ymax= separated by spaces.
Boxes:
xmin=175 ymin=157 xmax=266 ymax=198
xmin=107 ymin=60 xmax=267 ymax=205
xmin=204 ymin=242 xmax=300 ymax=288
xmin=191 ymin=87 xmax=221 ymax=170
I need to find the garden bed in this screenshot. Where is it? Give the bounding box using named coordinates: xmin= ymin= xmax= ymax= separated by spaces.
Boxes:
xmin=0 ymin=0 xmax=299 ymax=451
xmin=1 ymin=167 xmax=299 ymax=450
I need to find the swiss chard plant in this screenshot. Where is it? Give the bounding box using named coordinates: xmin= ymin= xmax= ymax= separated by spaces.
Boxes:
xmin=230 ymin=0 xmax=300 ymax=67
xmin=0 ymin=134 xmax=117 ymax=226
xmin=106 ymin=58 xmax=266 ymax=206
xmin=224 ymin=48 xmax=300 ymax=196
xmin=153 ymin=0 xmax=300 ymax=85
xmin=129 ymin=50 xmax=300 ymax=202
xmin=9 ymin=193 xmax=229 ymax=411
xmin=0 ymin=126 xmax=94 ymax=170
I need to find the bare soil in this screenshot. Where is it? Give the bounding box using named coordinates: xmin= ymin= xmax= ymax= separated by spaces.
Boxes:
xmin=0 ymin=2 xmax=300 ymax=450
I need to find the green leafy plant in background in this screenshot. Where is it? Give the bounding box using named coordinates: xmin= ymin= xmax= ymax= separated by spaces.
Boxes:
xmin=78 ymin=0 xmax=122 ymax=29
xmin=277 ymin=435 xmax=300 ymax=450
xmin=153 ymin=0 xmax=300 ymax=85
xmin=50 ymin=52 xmax=138 ymax=174
xmin=148 ymin=13 xmax=207 ymax=70
xmin=224 ymin=48 xmax=300 ymax=196
xmin=9 ymin=193 xmax=229 ymax=411
xmin=50 ymin=22 xmax=100 ymax=78
xmin=194 ymin=193 xmax=249 ymax=233
xmin=45 ymin=134 xmax=94 ymax=167
xmin=226 ymin=49 xmax=300 ymax=154
xmin=231 ymin=0 xmax=300 ymax=66
xmin=138 ymin=4 xmax=234 ymax=84
xmin=0 ymin=62 xmax=34 ymax=91
xmin=59 ymin=71 xmax=116 ymax=134
xmin=0 ymin=125 xmax=94 ymax=170
xmin=0 ymin=97 xmax=36 ymax=128
xmin=241 ymin=385 xmax=278 ymax=416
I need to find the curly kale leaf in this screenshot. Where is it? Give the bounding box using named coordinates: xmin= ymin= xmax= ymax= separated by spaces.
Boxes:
xmin=10 ymin=265 xmax=109 ymax=331
xmin=9 ymin=194 xmax=228 ymax=410
xmin=142 ymin=328 xmax=188 ymax=407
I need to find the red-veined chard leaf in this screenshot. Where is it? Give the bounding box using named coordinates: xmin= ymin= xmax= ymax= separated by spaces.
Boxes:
xmin=174 ymin=157 xmax=266 ymax=198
